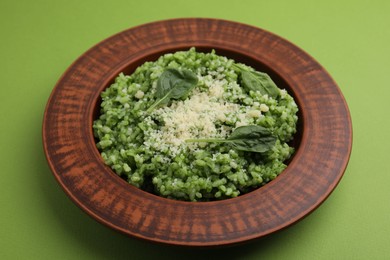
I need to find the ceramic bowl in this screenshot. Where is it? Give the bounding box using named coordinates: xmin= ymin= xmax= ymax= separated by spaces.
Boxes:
xmin=42 ymin=18 xmax=352 ymax=247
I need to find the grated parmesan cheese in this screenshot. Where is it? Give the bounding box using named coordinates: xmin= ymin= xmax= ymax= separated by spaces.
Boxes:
xmin=134 ymin=90 xmax=144 ymax=99
xmin=144 ymin=83 xmax=240 ymax=156
xmin=247 ymin=110 xmax=262 ymax=118
xmin=260 ymin=104 xmax=269 ymax=112
xmin=143 ymin=76 xmax=272 ymax=156
xmin=208 ymin=80 xmax=226 ymax=98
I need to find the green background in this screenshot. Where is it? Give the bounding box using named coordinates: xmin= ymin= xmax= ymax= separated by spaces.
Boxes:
xmin=1 ymin=0 xmax=389 ymax=259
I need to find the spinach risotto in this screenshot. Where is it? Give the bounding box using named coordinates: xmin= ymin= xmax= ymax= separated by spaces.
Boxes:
xmin=93 ymin=48 xmax=298 ymax=201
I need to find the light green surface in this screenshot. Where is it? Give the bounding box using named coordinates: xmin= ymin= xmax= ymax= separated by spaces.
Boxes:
xmin=1 ymin=0 xmax=389 ymax=259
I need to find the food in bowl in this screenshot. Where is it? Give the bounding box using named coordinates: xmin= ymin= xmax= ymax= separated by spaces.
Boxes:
xmin=93 ymin=48 xmax=298 ymax=201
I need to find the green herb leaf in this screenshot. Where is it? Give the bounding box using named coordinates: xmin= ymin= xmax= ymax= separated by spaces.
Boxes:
xmin=146 ymin=68 xmax=198 ymax=113
xmin=234 ymin=64 xmax=280 ymax=99
xmin=186 ymin=125 xmax=276 ymax=153
xmin=226 ymin=125 xmax=276 ymax=152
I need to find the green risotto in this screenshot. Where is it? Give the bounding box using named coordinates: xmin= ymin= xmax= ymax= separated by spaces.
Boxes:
xmin=93 ymin=48 xmax=298 ymax=201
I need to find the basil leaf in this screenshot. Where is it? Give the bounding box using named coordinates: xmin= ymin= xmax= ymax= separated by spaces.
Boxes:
xmin=226 ymin=125 xmax=276 ymax=153
xmin=234 ymin=64 xmax=280 ymax=99
xmin=147 ymin=68 xmax=198 ymax=113
xmin=186 ymin=125 xmax=276 ymax=153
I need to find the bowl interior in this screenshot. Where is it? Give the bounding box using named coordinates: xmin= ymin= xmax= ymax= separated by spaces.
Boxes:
xmin=91 ymin=45 xmax=304 ymax=196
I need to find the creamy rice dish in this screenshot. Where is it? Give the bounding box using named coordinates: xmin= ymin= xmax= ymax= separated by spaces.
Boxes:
xmin=93 ymin=48 xmax=298 ymax=201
